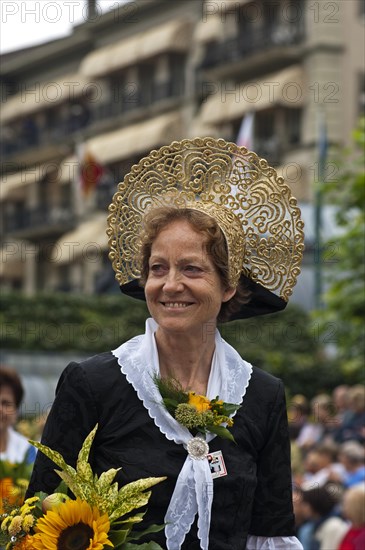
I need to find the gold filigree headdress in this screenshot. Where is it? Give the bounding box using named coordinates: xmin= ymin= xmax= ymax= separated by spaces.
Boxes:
xmin=107 ymin=137 xmax=304 ymax=317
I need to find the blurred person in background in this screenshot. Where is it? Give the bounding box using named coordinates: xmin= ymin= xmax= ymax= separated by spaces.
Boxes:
xmin=297 ymin=394 xmax=337 ymax=452
xmin=0 ymin=366 xmax=36 ymax=464
xmin=290 ymin=422 xmax=305 ymax=483
xmin=335 ymin=385 xmax=365 ymax=444
xmin=288 ymin=394 xmax=311 ymax=433
xmin=301 ymin=442 xmax=345 ymax=489
xmin=337 ymin=441 xmax=365 ymax=488
xmin=338 ymin=483 xmax=365 ymax=550
xmin=293 ymin=486 xmax=316 ymax=550
xmin=333 ymin=385 xmax=351 ymax=424
xmin=301 ymin=484 xmax=348 ymax=550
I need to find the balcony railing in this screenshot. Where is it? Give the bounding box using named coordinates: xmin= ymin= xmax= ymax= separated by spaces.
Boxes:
xmin=201 ymin=22 xmax=305 ymax=70
xmin=1 ymin=77 xmax=184 ymax=160
xmin=5 ymin=206 xmax=75 ymax=234
xmin=253 ymin=136 xmax=282 ymax=166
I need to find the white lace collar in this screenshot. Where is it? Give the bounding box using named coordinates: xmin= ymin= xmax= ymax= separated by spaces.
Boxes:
xmin=112 ymin=318 xmax=252 ymax=550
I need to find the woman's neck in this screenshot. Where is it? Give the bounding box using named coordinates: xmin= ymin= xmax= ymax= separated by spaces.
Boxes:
xmin=155 ymin=329 xmax=216 ymax=395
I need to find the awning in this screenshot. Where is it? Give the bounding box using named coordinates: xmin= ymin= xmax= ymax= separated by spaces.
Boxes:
xmin=86 ymin=111 xmax=183 ymax=164
xmin=200 ymin=65 xmax=305 ymax=124
xmin=80 ymin=19 xmax=194 ymax=78
xmin=213 ymin=0 xmax=252 ymax=9
xmin=201 ymin=0 xmax=251 ymax=14
xmin=194 ymin=14 xmax=224 ymax=43
xmin=1 ymin=73 xmax=91 ymax=123
xmin=0 ymin=163 xmax=60 ymax=201
xmin=187 ymin=120 xmax=220 ymax=139
xmin=51 ymin=213 xmax=108 ymax=265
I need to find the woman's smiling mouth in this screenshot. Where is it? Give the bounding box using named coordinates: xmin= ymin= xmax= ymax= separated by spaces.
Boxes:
xmin=161 ymin=302 xmax=193 ymax=308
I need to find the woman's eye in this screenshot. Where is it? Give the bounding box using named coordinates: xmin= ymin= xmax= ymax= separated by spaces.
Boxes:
xmin=150 ymin=264 xmax=165 ymax=274
xmin=184 ymin=265 xmax=202 ymax=274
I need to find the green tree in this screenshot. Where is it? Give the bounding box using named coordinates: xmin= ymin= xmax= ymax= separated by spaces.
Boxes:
xmin=316 ymin=118 xmax=365 ymax=378
xmin=220 ymin=304 xmax=341 ymax=397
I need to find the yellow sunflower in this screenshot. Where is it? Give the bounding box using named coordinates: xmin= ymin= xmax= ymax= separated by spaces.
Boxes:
xmin=30 ymin=497 xmax=113 ymax=550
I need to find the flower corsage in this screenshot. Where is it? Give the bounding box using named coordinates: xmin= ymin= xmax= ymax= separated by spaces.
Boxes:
xmin=0 ymin=425 xmax=166 ymax=550
xmin=154 ymin=376 xmax=240 ymax=443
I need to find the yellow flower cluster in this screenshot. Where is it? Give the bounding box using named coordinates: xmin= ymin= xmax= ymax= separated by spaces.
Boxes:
xmin=1 ymin=496 xmax=39 ymax=545
xmin=174 ymin=392 xmax=234 ymax=432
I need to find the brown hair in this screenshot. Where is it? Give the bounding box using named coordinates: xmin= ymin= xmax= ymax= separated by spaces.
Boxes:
xmin=139 ymin=206 xmax=251 ymax=322
xmin=0 ymin=366 xmax=24 ymax=408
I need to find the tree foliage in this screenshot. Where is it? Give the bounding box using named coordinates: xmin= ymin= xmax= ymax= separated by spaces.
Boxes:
xmin=220 ymin=305 xmax=343 ymax=397
xmin=316 ymin=118 xmax=365 ymax=376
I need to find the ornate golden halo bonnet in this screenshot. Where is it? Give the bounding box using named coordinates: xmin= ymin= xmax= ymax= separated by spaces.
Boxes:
xmin=107 ymin=137 xmax=305 ymax=320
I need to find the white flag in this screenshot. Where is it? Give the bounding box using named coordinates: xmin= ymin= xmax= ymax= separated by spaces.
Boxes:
xmin=236 ymin=112 xmax=255 ymax=150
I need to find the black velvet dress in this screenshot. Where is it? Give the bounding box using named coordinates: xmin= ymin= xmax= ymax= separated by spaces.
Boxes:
xmin=26 ymin=352 xmax=295 ymax=549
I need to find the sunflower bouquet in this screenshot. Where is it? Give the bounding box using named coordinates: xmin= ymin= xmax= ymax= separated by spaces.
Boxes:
xmin=154 ymin=376 xmax=240 ymax=443
xmin=0 ymin=425 xmax=165 ymax=550
xmin=0 ymin=459 xmax=33 ymax=515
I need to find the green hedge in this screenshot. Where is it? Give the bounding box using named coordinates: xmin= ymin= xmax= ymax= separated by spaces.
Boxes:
xmin=1 ymin=291 xmax=354 ymax=396
xmin=0 ymin=292 xmax=148 ymax=353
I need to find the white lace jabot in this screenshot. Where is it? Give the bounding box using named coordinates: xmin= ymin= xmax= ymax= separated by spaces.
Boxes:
xmin=112 ymin=318 xmax=252 ymax=550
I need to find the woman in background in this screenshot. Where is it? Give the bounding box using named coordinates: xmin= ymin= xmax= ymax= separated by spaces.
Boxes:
xmin=0 ymin=366 xmax=36 ymax=464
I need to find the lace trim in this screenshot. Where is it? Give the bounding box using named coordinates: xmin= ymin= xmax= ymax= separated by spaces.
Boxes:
xmin=112 ymin=318 xmax=252 ymax=549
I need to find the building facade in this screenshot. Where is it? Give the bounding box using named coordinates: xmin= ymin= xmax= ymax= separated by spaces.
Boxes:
xmin=1 ymin=0 xmax=364 ymax=309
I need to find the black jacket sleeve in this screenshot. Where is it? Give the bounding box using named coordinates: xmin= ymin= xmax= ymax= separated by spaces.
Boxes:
xmin=248 ymin=378 xmax=295 ymax=536
xmin=26 ymin=360 xmax=98 ymax=496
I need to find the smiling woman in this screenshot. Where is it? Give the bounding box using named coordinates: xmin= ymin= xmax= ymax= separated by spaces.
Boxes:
xmin=139 ymin=206 xmax=251 ymax=324
xmin=27 ymin=137 xmax=305 ymax=550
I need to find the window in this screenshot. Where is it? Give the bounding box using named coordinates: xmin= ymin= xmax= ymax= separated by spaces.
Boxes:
xmin=286 ymin=108 xmax=302 ymax=145
xmin=360 ymin=0 xmax=365 ymax=16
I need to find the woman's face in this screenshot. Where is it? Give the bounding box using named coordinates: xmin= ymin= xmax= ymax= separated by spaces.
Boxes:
xmin=144 ymin=220 xmax=235 ymax=337
xmin=0 ymin=384 xmax=18 ymax=434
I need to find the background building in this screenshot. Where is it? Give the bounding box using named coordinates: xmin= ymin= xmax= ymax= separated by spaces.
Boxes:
xmin=1 ymin=0 xmax=364 ymax=311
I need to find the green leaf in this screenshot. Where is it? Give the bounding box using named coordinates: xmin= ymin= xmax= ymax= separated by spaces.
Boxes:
xmin=76 ymin=424 xmax=98 ymax=483
xmin=109 ymin=528 xmax=130 ymax=546
xmin=121 ymin=543 xmax=165 ymax=550
xmin=221 ymin=403 xmax=241 ymax=415
xmin=55 ymin=470 xmax=88 ymax=500
xmin=125 ymin=522 xmax=165 ymax=541
xmin=207 ymin=425 xmax=236 ymax=443
xmin=29 ymin=440 xmax=71 ymax=472
xmin=97 ymin=467 xmax=121 ymax=490
xmin=162 ymin=397 xmax=179 ymax=414
xmin=54 ymin=480 xmax=69 ymax=495
xmin=153 ymin=375 xmax=188 ymax=403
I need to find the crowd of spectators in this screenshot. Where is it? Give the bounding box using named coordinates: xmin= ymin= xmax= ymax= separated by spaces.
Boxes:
xmin=289 ymin=385 xmax=365 ymax=550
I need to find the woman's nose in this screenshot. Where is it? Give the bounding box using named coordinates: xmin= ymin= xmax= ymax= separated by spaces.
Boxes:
xmin=162 ymin=269 xmax=184 ymax=292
